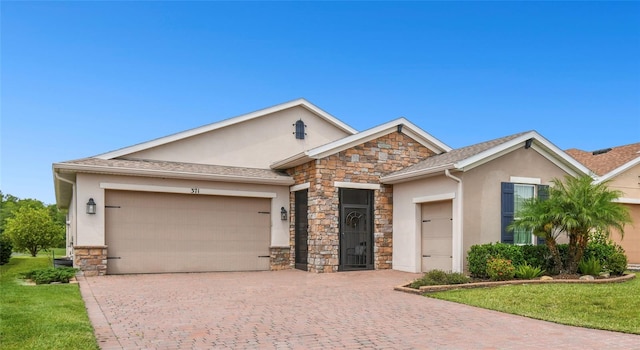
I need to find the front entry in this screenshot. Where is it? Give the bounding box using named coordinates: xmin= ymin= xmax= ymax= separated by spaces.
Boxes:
xmin=294 ymin=190 xmax=308 ymax=271
xmin=339 ymin=189 xmax=373 ymax=271
xmin=421 ymin=200 xmax=453 ymax=272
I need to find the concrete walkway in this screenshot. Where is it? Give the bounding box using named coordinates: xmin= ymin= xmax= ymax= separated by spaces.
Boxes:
xmin=79 ymin=269 xmax=640 ymax=350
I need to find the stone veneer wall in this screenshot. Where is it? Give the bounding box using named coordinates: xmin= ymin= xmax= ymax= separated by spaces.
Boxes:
xmin=270 ymin=246 xmax=291 ymax=270
xmin=287 ymin=131 xmax=433 ymax=273
xmin=74 ymin=246 xmax=108 ymax=276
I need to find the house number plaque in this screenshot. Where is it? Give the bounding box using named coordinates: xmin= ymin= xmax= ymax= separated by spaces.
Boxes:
xmin=191 ymin=188 xmax=200 ymax=194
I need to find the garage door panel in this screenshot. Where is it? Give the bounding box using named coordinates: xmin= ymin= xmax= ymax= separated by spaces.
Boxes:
xmin=106 ymin=190 xmax=271 ymax=274
xmin=421 ymin=200 xmax=453 ymax=272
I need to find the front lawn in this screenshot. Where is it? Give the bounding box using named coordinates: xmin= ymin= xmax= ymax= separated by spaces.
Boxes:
xmin=428 ymin=272 xmax=639 ymax=334
xmin=0 ymin=256 xmax=98 ymax=350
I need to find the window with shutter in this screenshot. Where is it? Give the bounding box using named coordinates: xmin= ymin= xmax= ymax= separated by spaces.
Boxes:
xmin=501 ymin=182 xmax=549 ymax=245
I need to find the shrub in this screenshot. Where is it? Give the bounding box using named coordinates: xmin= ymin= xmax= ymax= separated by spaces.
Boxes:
xmin=514 ymin=263 xmax=545 ymax=279
xmin=445 ymin=272 xmax=472 ymax=285
xmin=578 ymin=257 xmax=602 ymax=276
xmin=409 ymin=269 xmax=471 ymax=288
xmin=0 ymin=233 xmax=12 ymax=265
xmin=467 ymin=243 xmax=524 ymax=278
xmin=606 ymin=252 xmax=627 ymax=276
xmin=486 ymin=257 xmax=515 ymax=281
xmin=24 ymin=267 xmax=78 ymax=284
xmin=584 ymin=241 xmax=627 ymax=275
xmin=519 ymin=244 xmax=548 ymax=269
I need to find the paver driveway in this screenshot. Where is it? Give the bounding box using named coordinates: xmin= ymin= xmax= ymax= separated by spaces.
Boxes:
xmin=79 ymin=269 xmax=639 ymax=350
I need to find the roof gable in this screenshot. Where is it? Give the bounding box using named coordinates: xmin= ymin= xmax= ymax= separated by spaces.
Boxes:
xmin=95 ymin=98 xmax=358 ymax=160
xmin=381 ymin=131 xmax=592 ymax=184
xmin=270 ymin=118 xmax=452 ymax=169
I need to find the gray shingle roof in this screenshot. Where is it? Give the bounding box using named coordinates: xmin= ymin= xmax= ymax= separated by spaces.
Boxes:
xmin=60 ymin=157 xmax=291 ymax=180
xmin=387 ymin=131 xmax=531 ymax=176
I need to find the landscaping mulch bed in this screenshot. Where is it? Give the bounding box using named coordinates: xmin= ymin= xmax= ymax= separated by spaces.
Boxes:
xmin=395 ymin=273 xmax=636 ymax=295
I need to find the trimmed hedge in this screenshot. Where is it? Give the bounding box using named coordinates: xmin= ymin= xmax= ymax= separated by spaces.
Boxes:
xmin=467 ymin=243 xmax=524 ymax=279
xmin=467 ymin=241 xmax=626 ymax=278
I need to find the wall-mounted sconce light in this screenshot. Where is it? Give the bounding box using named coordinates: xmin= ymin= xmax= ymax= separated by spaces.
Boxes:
xmin=86 ymin=198 xmax=97 ymax=215
xmin=280 ymin=207 xmax=288 ymax=221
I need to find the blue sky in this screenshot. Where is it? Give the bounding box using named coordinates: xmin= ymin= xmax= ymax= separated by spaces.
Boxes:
xmin=2 ymin=1 xmax=639 ymax=205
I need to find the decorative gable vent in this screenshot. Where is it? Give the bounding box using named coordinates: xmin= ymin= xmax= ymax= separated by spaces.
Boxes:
xmin=294 ymin=119 xmax=306 ymax=139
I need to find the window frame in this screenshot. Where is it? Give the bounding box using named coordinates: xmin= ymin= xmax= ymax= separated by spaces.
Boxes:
xmin=501 ymin=182 xmax=549 ymax=246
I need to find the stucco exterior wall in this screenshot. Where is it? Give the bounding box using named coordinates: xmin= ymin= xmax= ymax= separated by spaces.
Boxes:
xmin=462 ymin=147 xmax=571 ymax=254
xmin=391 ymin=175 xmax=458 ymax=273
xmin=125 ymin=106 xmax=351 ymax=168
xmin=73 ymin=173 xmax=290 ymax=248
xmin=288 ymin=131 xmax=433 ymax=273
xmin=392 ymin=147 xmax=574 ymax=273
xmin=606 ymin=163 xmax=640 ymax=264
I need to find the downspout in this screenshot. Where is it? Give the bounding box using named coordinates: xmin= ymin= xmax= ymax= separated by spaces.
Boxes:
xmin=445 ymin=169 xmax=463 ymax=273
xmin=54 ymin=172 xmax=76 ymax=260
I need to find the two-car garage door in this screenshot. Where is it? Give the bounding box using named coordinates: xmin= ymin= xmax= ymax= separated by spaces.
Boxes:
xmin=105 ymin=190 xmax=271 ymax=274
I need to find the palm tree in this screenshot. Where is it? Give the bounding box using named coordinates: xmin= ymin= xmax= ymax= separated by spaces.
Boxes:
xmin=552 ymin=175 xmax=630 ymax=274
xmin=509 ymin=195 xmax=565 ymax=273
xmin=510 ymin=175 xmax=630 ymax=274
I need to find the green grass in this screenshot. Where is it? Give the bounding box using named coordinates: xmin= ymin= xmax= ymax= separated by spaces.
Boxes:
xmin=428 ymin=273 xmax=640 ymax=334
xmin=0 ymin=256 xmax=99 ymax=350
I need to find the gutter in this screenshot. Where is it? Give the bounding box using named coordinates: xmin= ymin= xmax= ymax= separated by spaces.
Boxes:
xmin=444 ymin=169 xmax=463 ymax=273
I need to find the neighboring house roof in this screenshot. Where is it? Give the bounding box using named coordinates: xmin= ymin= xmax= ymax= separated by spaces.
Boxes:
xmin=94 ymin=98 xmax=358 ymax=160
xmin=271 ymin=118 xmax=452 ymax=170
xmin=566 ymin=142 xmax=640 ymax=182
xmin=381 ymin=130 xmax=592 ymax=184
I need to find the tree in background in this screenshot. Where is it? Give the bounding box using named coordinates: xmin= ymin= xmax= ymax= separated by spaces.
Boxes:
xmin=0 ymin=192 xmax=67 ymax=257
xmin=4 ymin=206 xmax=64 ymax=257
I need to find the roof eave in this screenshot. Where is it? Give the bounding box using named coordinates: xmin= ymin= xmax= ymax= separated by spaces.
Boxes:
xmin=53 ymin=163 xmax=294 ymax=186
xmin=380 ymin=164 xmax=456 ymax=184
xmin=305 ymin=118 xmax=452 ymax=161
xmin=270 ymin=152 xmax=313 ymax=170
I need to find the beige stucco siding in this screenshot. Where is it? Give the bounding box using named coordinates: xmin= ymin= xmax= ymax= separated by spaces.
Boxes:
xmin=461 ymin=147 xmax=571 ymax=257
xmin=611 ymin=203 xmax=639 ymax=264
xmin=606 ymin=163 xmax=640 ymax=264
xmin=606 ymin=163 xmax=640 ymax=200
xmin=124 ymin=106 xmax=351 ymax=168
xmin=392 ymin=147 xmax=574 ymax=273
xmin=392 ymin=175 xmax=458 ymax=273
xmin=74 ymin=173 xmax=289 ymax=248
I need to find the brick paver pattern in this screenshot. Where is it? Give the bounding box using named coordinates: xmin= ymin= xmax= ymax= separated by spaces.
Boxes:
xmin=79 ymin=269 xmax=640 ymax=350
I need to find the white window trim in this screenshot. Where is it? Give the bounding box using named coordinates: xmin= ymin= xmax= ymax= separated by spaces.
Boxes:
xmin=510 ymin=176 xmax=541 ymax=185
xmin=334 ymin=182 xmax=381 ymax=190
xmin=290 ymin=182 xmax=310 ymax=192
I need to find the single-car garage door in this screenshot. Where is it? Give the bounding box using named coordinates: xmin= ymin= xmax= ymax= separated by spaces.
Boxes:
xmin=105 ymin=190 xmax=271 ymax=274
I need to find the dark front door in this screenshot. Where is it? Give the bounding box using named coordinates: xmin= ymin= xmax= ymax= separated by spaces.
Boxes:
xmin=340 ymin=189 xmax=373 ymax=271
xmin=294 ymin=190 xmax=308 ymax=271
